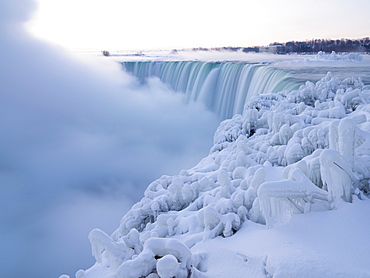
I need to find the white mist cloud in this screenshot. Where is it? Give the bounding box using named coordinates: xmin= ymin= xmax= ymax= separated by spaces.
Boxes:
xmin=0 ymin=1 xmax=219 ymax=277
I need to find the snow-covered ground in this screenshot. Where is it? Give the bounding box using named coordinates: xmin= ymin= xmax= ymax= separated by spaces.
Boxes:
xmin=66 ymin=67 xmax=370 ymax=277
xmin=98 ymin=48 xmax=368 ymax=63
xmin=193 ymin=198 xmax=370 ymax=278
xmin=99 ymin=49 xmax=307 ymax=63
xmin=102 ymin=49 xmax=370 ymax=85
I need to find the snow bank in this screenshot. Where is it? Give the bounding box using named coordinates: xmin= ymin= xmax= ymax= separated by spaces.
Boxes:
xmin=75 ymin=72 xmax=370 ymax=278
xmin=313 ymin=51 xmax=363 ymax=61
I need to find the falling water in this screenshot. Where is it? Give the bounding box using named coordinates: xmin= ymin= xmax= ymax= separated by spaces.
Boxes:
xmin=122 ymin=61 xmax=302 ymax=120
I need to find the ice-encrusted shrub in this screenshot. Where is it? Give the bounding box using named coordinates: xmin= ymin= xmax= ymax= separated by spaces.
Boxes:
xmin=258 ymin=168 xmax=329 ymax=228
xmin=89 ymin=228 xmax=136 ymax=271
xmin=116 ymin=238 xmax=192 ymax=278
xmin=80 ymin=73 xmax=370 ymax=278
xmin=320 ymin=149 xmax=354 ymax=203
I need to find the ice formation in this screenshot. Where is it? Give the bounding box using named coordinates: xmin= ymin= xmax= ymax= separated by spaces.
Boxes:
xmin=71 ymin=72 xmax=370 ymax=278
xmin=313 ymin=51 xmax=363 ymax=61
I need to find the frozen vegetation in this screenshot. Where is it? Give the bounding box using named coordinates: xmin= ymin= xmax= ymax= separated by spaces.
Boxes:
xmin=66 ymin=71 xmax=370 ymax=278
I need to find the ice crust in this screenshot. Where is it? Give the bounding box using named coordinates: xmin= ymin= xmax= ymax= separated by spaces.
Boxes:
xmin=76 ymin=72 xmax=370 ymax=278
xmin=313 ymin=51 xmax=363 ymax=61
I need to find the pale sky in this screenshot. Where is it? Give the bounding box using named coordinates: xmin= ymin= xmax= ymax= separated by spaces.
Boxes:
xmin=27 ymin=0 xmax=370 ymax=50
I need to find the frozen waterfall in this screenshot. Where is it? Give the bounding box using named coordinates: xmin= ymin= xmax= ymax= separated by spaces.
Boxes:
xmin=122 ymin=61 xmax=301 ymax=120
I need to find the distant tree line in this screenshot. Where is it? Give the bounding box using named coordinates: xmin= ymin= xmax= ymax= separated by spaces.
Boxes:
xmin=189 ymin=46 xmax=260 ymax=52
xmin=182 ymin=37 xmax=370 ymax=54
xmin=271 ymin=38 xmax=370 ymax=53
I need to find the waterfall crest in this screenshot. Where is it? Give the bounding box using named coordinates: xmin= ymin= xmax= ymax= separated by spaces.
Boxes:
xmin=122 ymin=61 xmax=301 ymax=119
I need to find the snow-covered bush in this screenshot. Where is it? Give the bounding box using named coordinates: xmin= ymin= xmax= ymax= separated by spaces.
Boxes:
xmin=116 ymin=238 xmax=192 ymax=278
xmin=258 ymin=168 xmax=329 ymax=227
xmin=79 ymin=72 xmax=370 ymax=278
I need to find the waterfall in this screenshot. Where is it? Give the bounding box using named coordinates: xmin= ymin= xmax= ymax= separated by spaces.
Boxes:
xmin=122 ymin=61 xmax=301 ymax=120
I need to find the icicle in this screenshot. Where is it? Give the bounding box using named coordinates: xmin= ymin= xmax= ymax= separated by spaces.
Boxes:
xmin=320 ymin=150 xmax=354 ymax=203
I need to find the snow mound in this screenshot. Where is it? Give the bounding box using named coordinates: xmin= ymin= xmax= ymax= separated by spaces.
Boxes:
xmin=76 ymin=72 xmax=370 ymax=278
xmin=311 ymin=51 xmax=363 ymax=61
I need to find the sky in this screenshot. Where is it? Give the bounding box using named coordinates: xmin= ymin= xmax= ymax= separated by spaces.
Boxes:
xmin=0 ymin=0 xmax=219 ymax=277
xmin=27 ymin=0 xmax=370 ymax=50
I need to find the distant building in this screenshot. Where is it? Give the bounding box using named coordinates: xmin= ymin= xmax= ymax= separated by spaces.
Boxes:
xmin=102 ymin=50 xmax=110 ymax=56
xmin=259 ymin=45 xmax=286 ymax=54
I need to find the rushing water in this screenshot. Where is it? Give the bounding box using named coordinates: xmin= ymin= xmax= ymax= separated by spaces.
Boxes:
xmin=122 ymin=61 xmax=302 ymax=120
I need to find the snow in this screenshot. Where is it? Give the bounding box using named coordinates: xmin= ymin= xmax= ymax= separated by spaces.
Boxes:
xmin=102 ymin=50 xmax=310 ymax=63
xmin=192 ymin=197 xmax=370 ymax=278
xmin=64 ymin=68 xmax=370 ymax=278
xmin=156 ymin=254 xmax=180 ymax=278
xmin=312 ymin=51 xmax=363 ymax=61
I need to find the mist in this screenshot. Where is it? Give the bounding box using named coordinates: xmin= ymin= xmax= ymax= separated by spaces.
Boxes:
xmin=0 ymin=1 xmax=219 ymax=277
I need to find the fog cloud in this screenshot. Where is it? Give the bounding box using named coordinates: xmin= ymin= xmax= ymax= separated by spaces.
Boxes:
xmin=0 ymin=1 xmax=218 ymax=277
